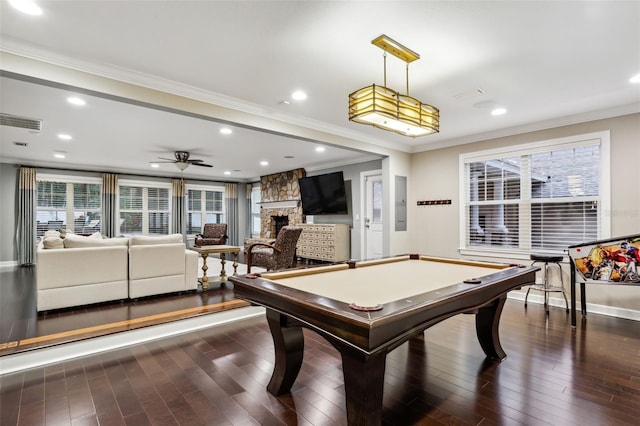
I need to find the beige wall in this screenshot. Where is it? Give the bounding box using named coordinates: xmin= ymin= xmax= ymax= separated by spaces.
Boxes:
xmin=408 ymin=113 xmax=640 ymax=315
xmin=384 ymin=152 xmax=412 ymax=257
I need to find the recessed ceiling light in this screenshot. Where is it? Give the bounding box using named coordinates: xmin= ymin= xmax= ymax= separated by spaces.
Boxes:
xmin=67 ymin=96 xmax=86 ymax=106
xmin=53 ymin=152 xmax=66 ymax=159
xmin=150 ymin=163 xmax=160 ymax=168
xmin=260 ymin=161 xmax=269 ymax=166
xmin=220 ymin=128 xmax=232 ymax=135
xmin=291 ymin=90 xmax=307 ymax=101
xmin=630 ymin=73 xmax=640 ymax=84
xmin=491 ymin=108 xmax=507 ymax=116
xmin=9 ymin=0 xmax=42 ymax=16
xmin=315 ymin=146 xmax=326 ymax=152
xmin=58 ymin=133 xmax=72 ymax=140
xmin=224 ymin=171 xmax=231 ymax=175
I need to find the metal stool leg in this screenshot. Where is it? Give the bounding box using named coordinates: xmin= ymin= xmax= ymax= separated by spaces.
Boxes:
xmin=526 ymin=256 xmax=568 ymax=314
xmin=552 ymin=261 xmax=569 ymax=312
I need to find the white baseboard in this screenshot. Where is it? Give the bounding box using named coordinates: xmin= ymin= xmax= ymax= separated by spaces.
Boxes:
xmin=0 ymin=306 xmax=265 ymax=376
xmin=0 ymin=261 xmax=18 ymax=269
xmin=507 ymin=292 xmax=640 ymax=322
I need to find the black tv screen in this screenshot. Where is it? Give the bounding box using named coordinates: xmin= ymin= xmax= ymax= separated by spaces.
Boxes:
xmin=299 ymin=171 xmax=348 ymax=215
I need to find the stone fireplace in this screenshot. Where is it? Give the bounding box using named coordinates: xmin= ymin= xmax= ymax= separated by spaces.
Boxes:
xmin=259 ymin=168 xmax=305 ymax=238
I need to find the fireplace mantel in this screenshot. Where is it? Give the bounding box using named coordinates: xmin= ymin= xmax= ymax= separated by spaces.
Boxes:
xmin=259 ymin=200 xmax=299 ymax=209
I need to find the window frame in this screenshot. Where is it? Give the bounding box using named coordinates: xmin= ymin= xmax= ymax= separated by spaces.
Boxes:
xmin=458 ymin=131 xmax=611 ymax=260
xmin=184 ymin=183 xmax=225 ymax=237
xmin=36 ymin=173 xmax=102 ymax=236
xmin=118 ymin=178 xmax=172 ymax=236
xmin=251 ymin=185 xmax=261 ymax=238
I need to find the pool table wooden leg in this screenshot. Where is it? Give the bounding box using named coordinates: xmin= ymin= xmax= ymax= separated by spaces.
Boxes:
xmin=265 ymin=309 xmax=305 ymax=395
xmin=337 ymin=345 xmax=386 ymax=425
xmin=475 ymin=295 xmax=507 ymax=361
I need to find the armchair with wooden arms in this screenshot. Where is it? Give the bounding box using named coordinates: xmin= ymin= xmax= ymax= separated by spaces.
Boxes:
xmin=194 ymin=223 xmax=228 ymax=247
xmin=246 ymin=226 xmax=303 ymax=273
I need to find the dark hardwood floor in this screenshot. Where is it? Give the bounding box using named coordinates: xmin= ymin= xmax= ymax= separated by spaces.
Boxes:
xmin=1 ymin=265 xmax=640 ymax=425
xmin=0 ymin=263 xmax=246 ymax=355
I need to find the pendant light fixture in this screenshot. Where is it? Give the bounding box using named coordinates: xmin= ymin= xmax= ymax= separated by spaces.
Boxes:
xmin=349 ymin=34 xmax=439 ymax=137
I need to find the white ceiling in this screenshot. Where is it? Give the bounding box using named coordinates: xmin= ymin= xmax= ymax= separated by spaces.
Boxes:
xmin=1 ymin=1 xmax=639 ymax=181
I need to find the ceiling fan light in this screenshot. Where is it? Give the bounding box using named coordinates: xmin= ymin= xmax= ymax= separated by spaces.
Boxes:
xmin=175 ymin=162 xmax=190 ymax=171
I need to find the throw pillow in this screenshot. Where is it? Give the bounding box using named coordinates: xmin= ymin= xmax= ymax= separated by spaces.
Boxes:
xmin=42 ymin=236 xmax=64 ymax=249
xmin=43 ymin=230 xmax=61 ymax=239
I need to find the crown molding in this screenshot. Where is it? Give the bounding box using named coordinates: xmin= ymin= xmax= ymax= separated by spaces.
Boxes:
xmin=0 ymin=39 xmax=413 ymax=154
xmin=412 ymin=103 xmax=640 ymax=153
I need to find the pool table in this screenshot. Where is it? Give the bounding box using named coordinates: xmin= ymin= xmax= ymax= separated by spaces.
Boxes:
xmin=229 ymin=254 xmax=538 ymax=425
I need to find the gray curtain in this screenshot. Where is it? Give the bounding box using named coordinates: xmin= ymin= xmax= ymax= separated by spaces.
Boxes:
xmin=16 ymin=167 xmax=37 ymax=265
xmin=172 ymin=178 xmax=185 ymax=239
xmin=101 ymin=173 xmax=118 ymax=237
xmin=246 ymin=183 xmax=253 ymax=238
xmin=225 ymin=183 xmax=238 ymax=246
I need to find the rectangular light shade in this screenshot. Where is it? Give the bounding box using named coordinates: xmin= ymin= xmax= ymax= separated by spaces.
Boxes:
xmin=349 ymin=84 xmax=439 ymax=137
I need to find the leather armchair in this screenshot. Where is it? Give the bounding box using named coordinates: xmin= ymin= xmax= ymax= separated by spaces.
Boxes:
xmin=247 ymin=226 xmax=303 ymax=273
xmin=194 ymin=223 xmax=228 ymax=247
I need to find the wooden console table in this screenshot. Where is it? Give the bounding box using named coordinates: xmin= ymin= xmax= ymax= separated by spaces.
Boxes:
xmin=190 ymin=245 xmax=241 ymax=291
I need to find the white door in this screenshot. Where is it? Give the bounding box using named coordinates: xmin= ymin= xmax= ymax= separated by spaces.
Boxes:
xmin=364 ymin=173 xmax=383 ymax=259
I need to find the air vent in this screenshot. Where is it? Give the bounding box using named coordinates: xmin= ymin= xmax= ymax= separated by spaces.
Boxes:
xmin=14 ymin=141 xmax=29 ymax=147
xmin=0 ymin=113 xmax=42 ymax=131
xmin=453 ymin=88 xmax=485 ymax=100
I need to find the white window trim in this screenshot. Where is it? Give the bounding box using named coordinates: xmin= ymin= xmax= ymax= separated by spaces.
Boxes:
xmin=185 ymin=183 xmax=225 ymax=193
xmin=36 ymin=174 xmax=103 ymax=234
xmin=118 ymin=179 xmax=172 ymax=235
xmin=251 ymin=185 xmax=261 ymax=237
xmin=37 ymin=173 xmax=101 ymax=185
xmin=458 ymin=131 xmax=610 ymax=260
xmin=184 ymin=183 xmax=226 ymax=238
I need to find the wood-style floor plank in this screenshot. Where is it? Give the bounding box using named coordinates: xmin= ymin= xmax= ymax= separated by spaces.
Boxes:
xmin=2 ymin=265 xmax=640 ymax=425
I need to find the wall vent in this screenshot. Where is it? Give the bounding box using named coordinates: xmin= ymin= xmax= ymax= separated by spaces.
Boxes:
xmin=0 ymin=113 xmax=42 ymax=131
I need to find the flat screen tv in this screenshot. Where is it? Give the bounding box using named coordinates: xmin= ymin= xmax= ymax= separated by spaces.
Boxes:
xmin=299 ymin=171 xmax=348 ymax=215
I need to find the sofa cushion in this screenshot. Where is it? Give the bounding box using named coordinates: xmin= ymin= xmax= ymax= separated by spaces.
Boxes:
xmin=63 ymin=235 xmax=129 ymax=248
xmin=42 ymin=236 xmax=64 ymax=249
xmin=129 ymin=233 xmax=183 ymax=246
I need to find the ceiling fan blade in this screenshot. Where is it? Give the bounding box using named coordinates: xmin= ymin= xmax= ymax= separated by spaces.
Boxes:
xmin=192 ymin=162 xmax=213 ymax=168
xmin=188 ymin=159 xmax=204 ymax=163
xmin=157 ymin=157 xmax=176 ymax=162
xmin=153 ymin=160 xmax=176 ymax=163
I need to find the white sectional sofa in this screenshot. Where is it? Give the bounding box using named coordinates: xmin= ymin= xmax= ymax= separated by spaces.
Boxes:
xmin=36 ymin=232 xmax=198 ymax=312
xmin=128 ymin=235 xmax=198 ymax=299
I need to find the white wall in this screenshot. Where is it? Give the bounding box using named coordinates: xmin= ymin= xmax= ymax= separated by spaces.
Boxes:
xmin=408 ymin=113 xmax=640 ymax=315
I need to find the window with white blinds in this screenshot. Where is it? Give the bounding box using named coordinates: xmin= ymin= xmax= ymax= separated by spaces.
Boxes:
xmin=460 ymin=132 xmax=610 ymax=257
xmin=119 ymin=180 xmax=171 ymax=235
xmin=251 ymin=186 xmax=261 ymax=237
xmin=185 ymin=184 xmax=224 ymax=236
xmin=36 ymin=175 xmax=102 ymax=237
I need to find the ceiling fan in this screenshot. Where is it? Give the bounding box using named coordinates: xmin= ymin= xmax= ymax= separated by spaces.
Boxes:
xmin=154 ymin=151 xmax=213 ymax=171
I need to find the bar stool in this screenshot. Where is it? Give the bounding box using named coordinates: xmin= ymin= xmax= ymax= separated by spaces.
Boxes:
xmin=525 ymin=254 xmax=569 ymax=313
